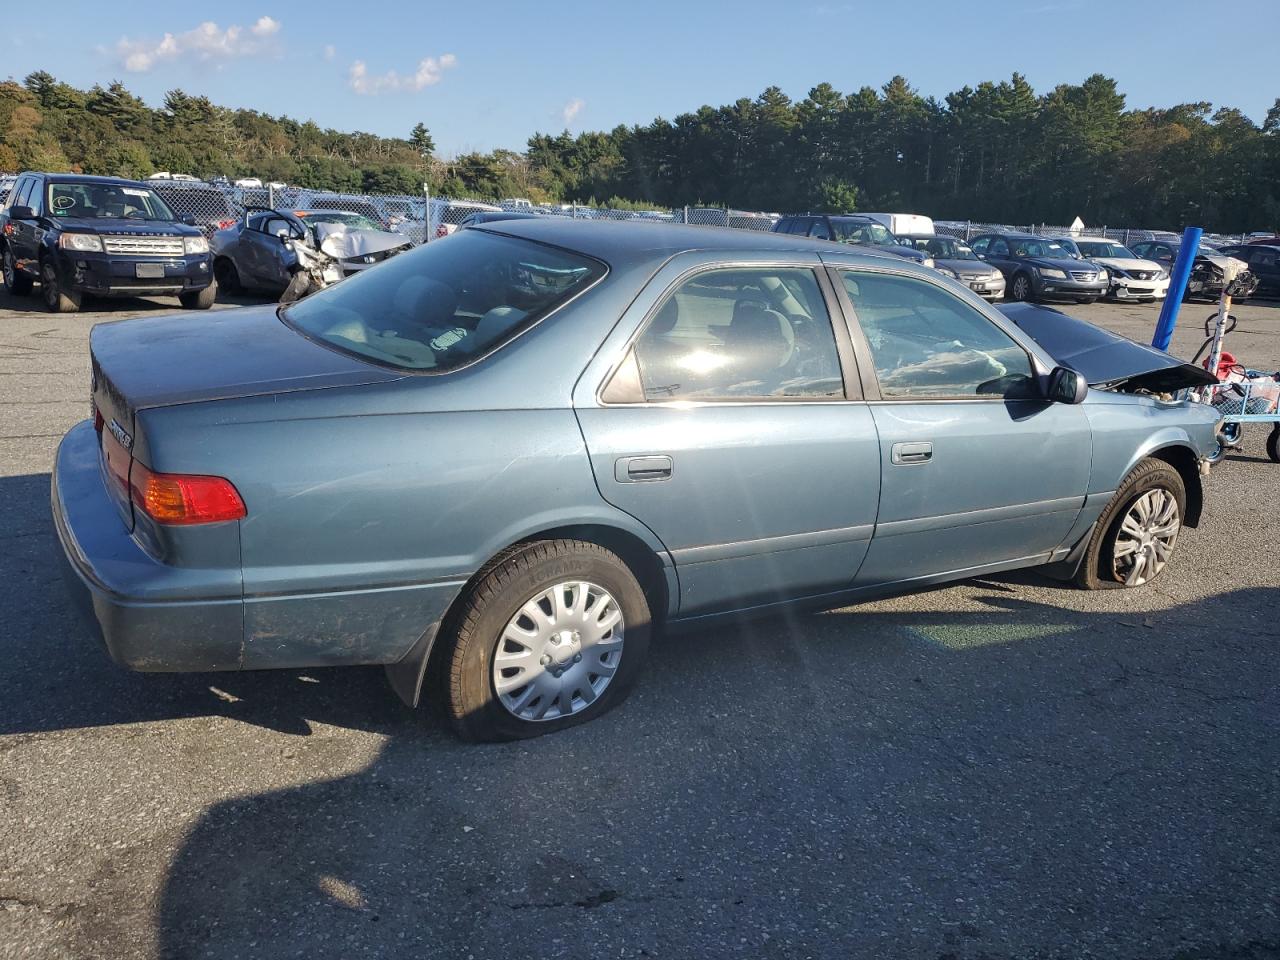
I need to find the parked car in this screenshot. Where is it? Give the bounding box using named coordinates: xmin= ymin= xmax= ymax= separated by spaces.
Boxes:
xmin=210 ymin=207 xmax=411 ymax=294
xmin=1071 ymin=239 xmax=1170 ymax=302
xmin=53 ymin=220 xmax=1222 ymax=741
xmin=968 ymin=232 xmax=1108 ymax=303
xmin=898 ymin=234 xmax=1006 ymax=300
xmin=457 ymin=210 xmax=540 ymax=228
xmin=1219 ymin=243 xmax=1280 ymax=298
xmin=148 ymin=180 xmax=239 ymax=239
xmin=430 ymin=198 xmax=503 ymax=238
xmin=296 ymin=193 xmax=392 ymax=230
xmin=772 ymin=214 xmax=935 ymax=268
xmin=0 ymin=172 xmax=215 ymax=312
xmin=1129 ymin=238 xmax=1247 ymax=301
xmin=858 ymin=212 xmax=935 ymax=237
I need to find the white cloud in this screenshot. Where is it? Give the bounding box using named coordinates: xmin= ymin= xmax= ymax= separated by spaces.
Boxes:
xmin=348 ymin=53 xmax=456 ymax=95
xmin=116 ymin=16 xmax=281 ymax=72
xmin=561 ymin=98 xmax=585 ymax=126
xmin=323 ymin=44 xmax=336 ymax=61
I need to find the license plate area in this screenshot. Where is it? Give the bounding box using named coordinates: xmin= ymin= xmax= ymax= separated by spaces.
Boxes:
xmin=135 ymin=263 xmax=166 ymax=278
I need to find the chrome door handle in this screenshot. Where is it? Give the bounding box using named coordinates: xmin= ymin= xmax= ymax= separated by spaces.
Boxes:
xmin=891 ymin=441 xmax=933 ymax=465
xmin=615 ymin=455 xmax=673 ymax=483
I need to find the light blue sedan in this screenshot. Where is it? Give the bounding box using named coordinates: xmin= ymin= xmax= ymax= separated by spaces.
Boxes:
xmin=53 ymin=220 xmax=1222 ymax=740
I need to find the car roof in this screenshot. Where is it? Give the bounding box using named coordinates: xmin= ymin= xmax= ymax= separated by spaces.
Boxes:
xmin=31 ymin=172 xmax=153 ymax=188
xmin=473 ymin=217 xmax=906 ymax=270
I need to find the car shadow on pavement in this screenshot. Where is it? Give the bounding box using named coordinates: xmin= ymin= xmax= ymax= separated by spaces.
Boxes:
xmin=0 ymin=289 xmax=272 ymax=315
xmin=144 ymin=585 xmax=1280 ymax=960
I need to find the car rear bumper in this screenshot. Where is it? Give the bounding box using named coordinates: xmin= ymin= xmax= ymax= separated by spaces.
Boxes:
xmin=961 ymin=276 xmax=1006 ymax=299
xmin=52 ymin=421 xmax=244 ymax=671
xmin=53 ymin=419 xmax=464 ymax=673
xmin=56 ymin=250 xmax=213 ymax=297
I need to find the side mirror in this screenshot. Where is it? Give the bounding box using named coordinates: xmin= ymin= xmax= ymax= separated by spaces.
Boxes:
xmin=1046 ymin=366 xmax=1088 ymax=404
xmin=181 ymin=213 xmax=197 ymax=226
xmin=10 ymin=205 xmax=34 ymax=221
xmin=974 ymin=252 xmax=986 ymax=259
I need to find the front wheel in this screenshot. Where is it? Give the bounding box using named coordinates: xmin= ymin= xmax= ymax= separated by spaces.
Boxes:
xmin=1009 ymin=273 xmax=1032 ymax=302
xmin=40 ymin=260 xmax=81 ymax=313
xmin=432 ymin=539 xmax=651 ymax=741
xmin=2 ymin=247 xmax=33 ymax=295
xmin=179 ymin=281 xmax=217 ymax=310
xmin=1075 ymin=458 xmax=1185 ymax=590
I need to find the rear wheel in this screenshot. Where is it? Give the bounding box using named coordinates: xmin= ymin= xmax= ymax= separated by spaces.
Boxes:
xmin=2 ymin=247 xmax=33 ymax=295
xmin=433 ymin=539 xmax=651 ymax=741
xmin=40 ymin=260 xmax=81 ymax=313
xmin=1009 ymin=273 xmax=1032 ymax=302
xmin=1075 ymin=458 xmax=1185 ymax=590
xmin=179 ymin=281 xmax=217 ymax=310
xmin=1267 ymin=425 xmax=1280 ymax=464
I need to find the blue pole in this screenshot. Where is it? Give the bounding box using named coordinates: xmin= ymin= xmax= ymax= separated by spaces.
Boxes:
xmin=1152 ymin=226 xmax=1202 ymax=351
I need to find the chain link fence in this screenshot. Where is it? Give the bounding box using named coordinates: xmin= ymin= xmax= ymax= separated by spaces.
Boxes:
xmin=2 ymin=171 xmax=1262 ymax=249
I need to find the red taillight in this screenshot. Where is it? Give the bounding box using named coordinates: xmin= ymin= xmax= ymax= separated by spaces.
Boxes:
xmin=129 ymin=462 xmax=246 ymax=525
xmin=216 ymin=218 xmax=236 ymax=230
xmin=435 ymin=224 xmax=449 ymax=238
xmin=93 ymin=405 xmax=104 ymax=433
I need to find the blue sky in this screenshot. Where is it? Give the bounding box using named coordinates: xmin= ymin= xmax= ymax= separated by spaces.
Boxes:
xmin=5 ymin=0 xmax=1278 ymax=155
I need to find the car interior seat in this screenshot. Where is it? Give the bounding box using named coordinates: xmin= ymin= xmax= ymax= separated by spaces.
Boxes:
xmin=724 ymin=300 xmax=795 ymax=390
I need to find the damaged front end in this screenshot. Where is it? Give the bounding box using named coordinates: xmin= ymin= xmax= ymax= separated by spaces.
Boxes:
xmin=998 ymin=302 xmax=1218 ymax=394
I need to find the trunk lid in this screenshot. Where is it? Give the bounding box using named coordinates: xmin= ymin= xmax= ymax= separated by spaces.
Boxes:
xmin=90 ymin=304 xmax=403 ymax=422
xmin=998 ymin=302 xmax=1218 ymax=392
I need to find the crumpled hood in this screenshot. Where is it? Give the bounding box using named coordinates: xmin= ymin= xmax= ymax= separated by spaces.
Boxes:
xmin=313 ymin=223 xmax=410 ymax=260
xmin=1200 ymin=252 xmax=1246 ymax=274
xmin=998 ymin=302 xmax=1217 ymax=392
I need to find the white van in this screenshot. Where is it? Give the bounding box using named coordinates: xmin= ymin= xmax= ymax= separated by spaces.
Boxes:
xmin=858 ymin=212 xmax=935 ymax=237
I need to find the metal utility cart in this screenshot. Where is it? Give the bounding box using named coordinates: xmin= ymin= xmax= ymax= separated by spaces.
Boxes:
xmin=1192 ymin=274 xmax=1280 ymax=463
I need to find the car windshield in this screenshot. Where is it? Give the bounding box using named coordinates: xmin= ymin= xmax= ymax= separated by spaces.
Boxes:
xmin=300 ymin=211 xmax=383 ymax=231
xmin=282 ymin=231 xmax=606 ymax=372
xmin=832 ymin=220 xmax=895 ymax=245
xmin=1010 ymin=239 xmax=1069 ymax=258
xmin=46 ymin=182 xmax=175 ymax=221
xmin=1078 ymin=242 xmax=1134 ymax=259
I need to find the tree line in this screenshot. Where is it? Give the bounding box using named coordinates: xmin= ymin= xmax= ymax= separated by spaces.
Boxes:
xmin=2 ymin=71 xmax=1278 ymax=231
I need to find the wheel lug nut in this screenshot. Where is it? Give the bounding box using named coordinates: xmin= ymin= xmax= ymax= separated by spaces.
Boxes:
xmin=573 ymin=654 xmax=581 ymax=663
xmin=540 ymin=654 xmax=551 ymax=666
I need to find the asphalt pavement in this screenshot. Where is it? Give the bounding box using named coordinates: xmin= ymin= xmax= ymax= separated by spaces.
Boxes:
xmin=0 ymin=285 xmax=1277 ymax=960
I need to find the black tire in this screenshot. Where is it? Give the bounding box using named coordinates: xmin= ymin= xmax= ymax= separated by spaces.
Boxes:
xmin=1075 ymin=297 xmax=1098 ymax=304
xmin=1009 ymin=273 xmax=1032 ymax=302
xmin=1074 ymin=458 xmax=1186 ymax=590
xmin=2 ymin=246 xmax=33 ymax=295
xmin=1205 ymin=439 xmax=1227 ymax=465
xmin=1267 ymin=425 xmax=1280 ymax=464
xmin=179 ymin=282 xmax=217 ymax=310
xmin=40 ymin=260 xmax=81 ymax=313
xmin=212 ymin=257 xmax=241 ymax=294
xmin=433 ymin=539 xmax=651 ymax=742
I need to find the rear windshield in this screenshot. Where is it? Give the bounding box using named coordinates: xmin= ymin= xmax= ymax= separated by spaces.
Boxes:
xmin=832 ymin=220 xmax=895 ymax=245
xmin=281 ymin=231 xmax=606 ymax=372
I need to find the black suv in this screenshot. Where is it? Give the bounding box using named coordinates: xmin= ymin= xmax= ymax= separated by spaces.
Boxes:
xmin=1 ymin=172 xmax=215 ymax=312
xmin=772 ymin=214 xmax=934 ymax=268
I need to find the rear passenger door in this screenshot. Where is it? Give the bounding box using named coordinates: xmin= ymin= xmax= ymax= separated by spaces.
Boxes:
xmin=830 ymin=264 xmax=1092 ymax=584
xmin=573 ymin=253 xmax=881 ymax=616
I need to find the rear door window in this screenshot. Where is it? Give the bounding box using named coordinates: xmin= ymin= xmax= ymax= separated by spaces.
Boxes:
xmin=808 ymin=219 xmax=831 ymax=241
xmin=629 ymin=267 xmax=845 ymax=401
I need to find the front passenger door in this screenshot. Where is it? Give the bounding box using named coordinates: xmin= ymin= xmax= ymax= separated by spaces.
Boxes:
xmin=833 ymin=267 xmax=1092 ymax=585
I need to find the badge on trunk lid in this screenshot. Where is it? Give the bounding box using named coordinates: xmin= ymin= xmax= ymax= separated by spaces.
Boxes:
xmin=107 ymin=418 xmax=133 ymax=451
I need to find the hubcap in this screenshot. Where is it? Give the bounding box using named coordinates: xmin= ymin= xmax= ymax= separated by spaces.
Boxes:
xmin=492 ymin=581 xmax=624 ymax=722
xmin=1014 ymin=277 xmax=1028 ymax=299
xmin=1113 ymin=488 xmax=1180 ymax=586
